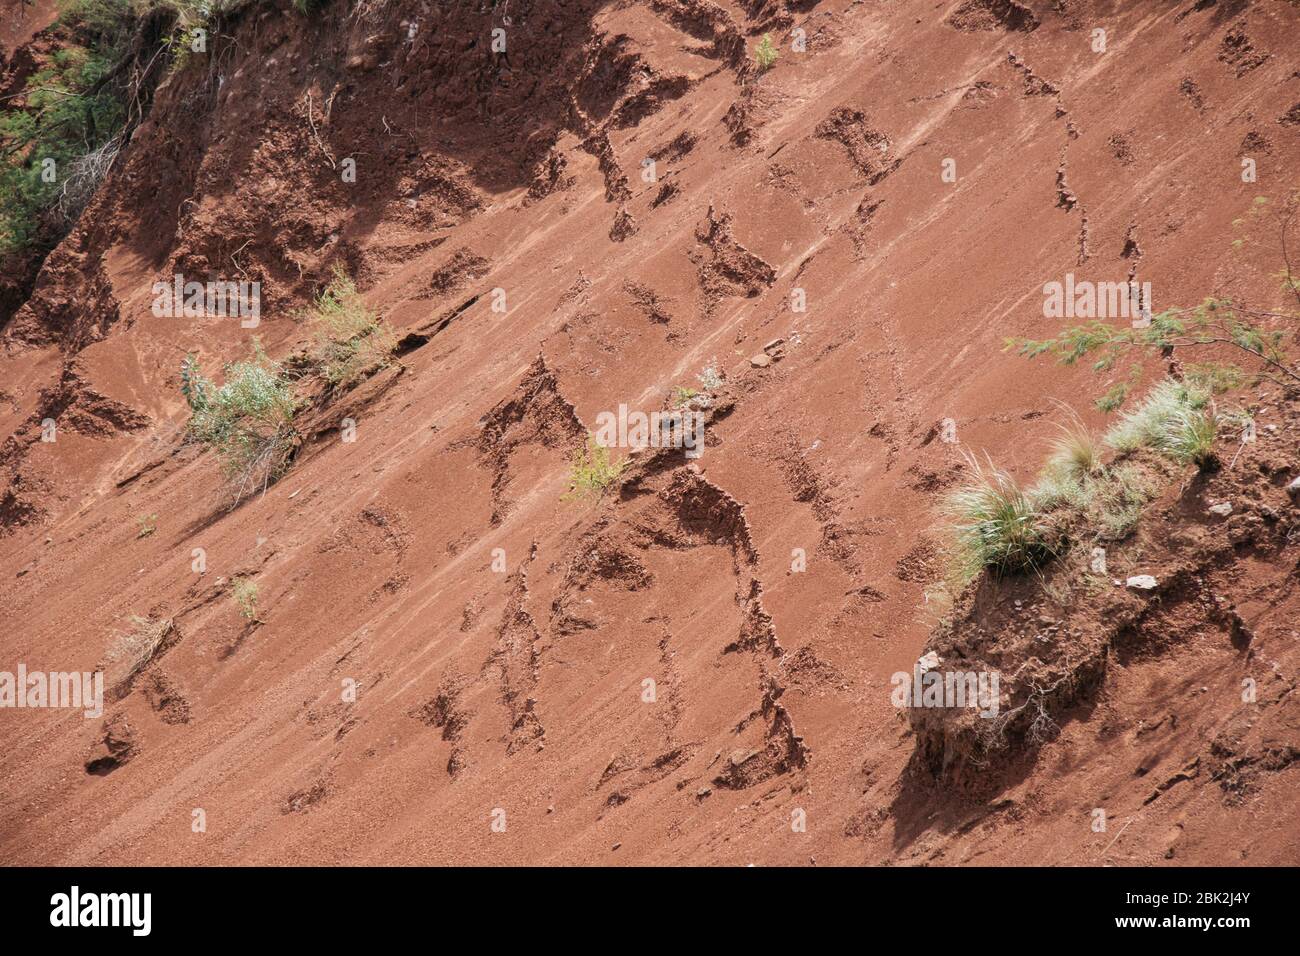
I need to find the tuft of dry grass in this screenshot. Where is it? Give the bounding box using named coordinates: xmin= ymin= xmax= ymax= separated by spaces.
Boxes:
xmin=103 ymin=616 xmax=173 ymax=694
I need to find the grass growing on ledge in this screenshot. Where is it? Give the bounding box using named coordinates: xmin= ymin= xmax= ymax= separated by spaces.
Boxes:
xmin=564 ymin=436 xmax=627 ymax=500
xmin=941 ymin=378 xmax=1232 ymax=588
xmin=305 ymin=266 xmax=396 ymax=389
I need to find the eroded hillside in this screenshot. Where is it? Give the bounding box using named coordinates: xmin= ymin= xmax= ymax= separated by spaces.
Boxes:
xmin=1 ymin=0 xmax=1298 ymax=865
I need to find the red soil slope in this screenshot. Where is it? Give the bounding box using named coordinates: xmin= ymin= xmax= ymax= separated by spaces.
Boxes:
xmin=1 ymin=0 xmax=1298 ymax=865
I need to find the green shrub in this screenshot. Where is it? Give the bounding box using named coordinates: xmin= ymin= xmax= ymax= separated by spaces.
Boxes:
xmin=1185 ymin=362 xmax=1244 ymax=395
xmin=754 ymin=34 xmax=779 ymax=73
xmin=0 ymin=30 xmax=126 ymax=254
xmin=304 ymin=266 xmax=395 ymax=388
xmin=181 ymin=343 xmax=298 ymax=502
xmin=564 ymin=436 xmax=627 ymax=500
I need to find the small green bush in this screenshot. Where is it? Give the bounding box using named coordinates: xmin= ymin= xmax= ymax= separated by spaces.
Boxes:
xmin=305 ymin=266 xmax=395 ymax=388
xmin=754 ymin=34 xmax=779 ymax=73
xmin=564 ymin=436 xmax=627 ymax=500
xmin=181 ymin=343 xmax=298 ymax=502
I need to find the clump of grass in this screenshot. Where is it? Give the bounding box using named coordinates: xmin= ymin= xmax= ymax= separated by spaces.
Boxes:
xmin=1156 ymin=404 xmax=1220 ymax=467
xmin=181 ymin=343 xmax=299 ymax=504
xmin=943 ymin=453 xmax=1052 ymax=582
xmin=564 ymin=436 xmax=627 ymax=500
xmin=305 ymin=266 xmax=395 ymax=388
xmin=231 ymin=577 xmax=259 ymax=622
xmin=754 ymin=33 xmax=779 ymax=73
xmin=1089 ymin=462 xmax=1158 ymax=540
xmin=1103 ymin=378 xmax=1220 ymax=469
xmin=1045 ymin=408 xmax=1102 ymax=482
xmin=1029 ymin=407 xmax=1103 ymax=510
xmin=1028 ymin=466 xmax=1094 ymax=512
xmin=1102 ymin=379 xmax=1210 ymax=454
xmin=136 ymin=513 xmax=157 ymax=538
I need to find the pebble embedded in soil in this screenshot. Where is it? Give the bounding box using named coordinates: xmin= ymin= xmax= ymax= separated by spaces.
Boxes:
xmin=1127 ymin=575 xmax=1159 ymax=590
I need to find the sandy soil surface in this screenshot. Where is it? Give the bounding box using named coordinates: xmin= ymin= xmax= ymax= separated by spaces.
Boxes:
xmin=1 ymin=0 xmax=1298 ymax=865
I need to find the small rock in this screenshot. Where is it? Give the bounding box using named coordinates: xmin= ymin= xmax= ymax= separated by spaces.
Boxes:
xmin=1127 ymin=575 xmax=1159 ymax=590
xmin=696 ymin=786 xmax=712 ymax=800
xmin=1208 ymin=502 xmax=1233 ymax=516
xmin=546 ymin=805 xmax=554 ymax=814
xmin=918 ymin=651 xmax=942 ymax=673
xmin=762 ymin=337 xmax=785 ymax=353
xmin=1287 ymin=475 xmax=1300 ymax=501
xmin=749 ymin=353 xmax=772 ymax=368
xmin=612 ymin=842 xmax=621 ymax=851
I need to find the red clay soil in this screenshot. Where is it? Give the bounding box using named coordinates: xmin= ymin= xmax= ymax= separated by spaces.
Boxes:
xmin=2 ymin=0 xmax=1299 ymax=865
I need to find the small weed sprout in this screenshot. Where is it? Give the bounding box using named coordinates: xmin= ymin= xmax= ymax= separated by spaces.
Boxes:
xmin=232 ymin=577 xmax=259 ymax=622
xmin=305 ymin=266 xmax=396 ymax=388
xmin=754 ymin=34 xmax=779 ymax=73
xmin=672 ymin=385 xmax=699 ymax=408
xmin=564 ymin=436 xmax=627 ymax=500
xmin=136 ymin=513 xmax=157 ymax=538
